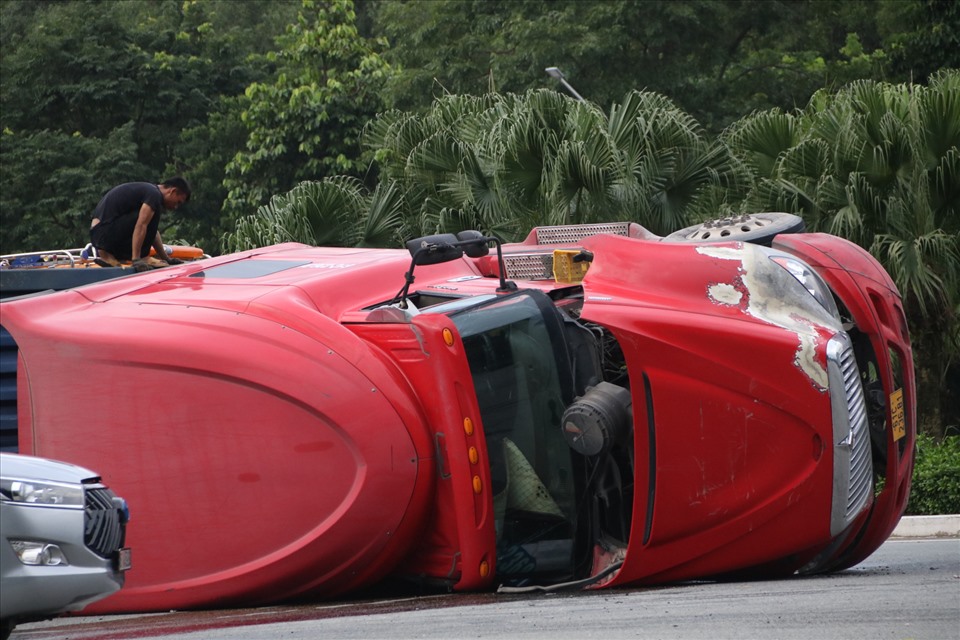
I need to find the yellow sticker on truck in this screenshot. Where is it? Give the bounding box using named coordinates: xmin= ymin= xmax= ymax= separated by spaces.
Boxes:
xmin=890 ymin=388 xmax=905 ymax=441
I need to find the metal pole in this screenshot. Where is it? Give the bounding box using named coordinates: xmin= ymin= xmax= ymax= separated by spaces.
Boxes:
xmin=544 ymin=66 xmax=585 ymax=102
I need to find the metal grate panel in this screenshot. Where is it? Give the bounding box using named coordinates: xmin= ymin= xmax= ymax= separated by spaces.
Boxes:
xmin=503 ymin=253 xmax=554 ymax=280
xmin=535 ymin=223 xmax=632 ymax=245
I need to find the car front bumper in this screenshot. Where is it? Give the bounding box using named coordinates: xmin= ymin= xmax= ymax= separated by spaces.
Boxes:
xmin=0 ymin=501 xmax=125 ymax=620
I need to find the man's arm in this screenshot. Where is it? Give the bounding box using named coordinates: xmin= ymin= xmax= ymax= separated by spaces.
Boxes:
xmin=151 ymin=231 xmax=171 ymax=262
xmin=131 ymin=203 xmax=156 ymax=261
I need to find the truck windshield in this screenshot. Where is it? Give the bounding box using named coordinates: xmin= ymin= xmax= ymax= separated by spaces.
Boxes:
xmin=451 ymin=291 xmax=580 ymax=583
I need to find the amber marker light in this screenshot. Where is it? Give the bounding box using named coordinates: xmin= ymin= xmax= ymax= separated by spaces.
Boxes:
xmin=468 ymin=446 xmax=479 ymax=465
xmin=463 ymin=417 xmax=474 ymax=436
xmin=442 ymin=328 xmax=455 ymax=346
xmin=479 ymin=559 xmax=490 ymax=578
xmin=472 ymin=475 xmax=482 ymax=494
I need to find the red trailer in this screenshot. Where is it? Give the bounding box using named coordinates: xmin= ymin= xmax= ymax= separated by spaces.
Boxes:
xmin=0 ymin=215 xmax=915 ymax=612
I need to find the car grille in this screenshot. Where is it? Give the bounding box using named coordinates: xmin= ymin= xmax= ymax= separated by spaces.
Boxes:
xmin=827 ymin=333 xmax=873 ymax=536
xmin=837 ymin=345 xmax=872 ymax=521
xmin=85 ymin=487 xmax=126 ymax=557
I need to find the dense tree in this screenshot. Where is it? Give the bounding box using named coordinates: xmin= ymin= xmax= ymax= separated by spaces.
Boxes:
xmin=4 ymin=0 xmax=950 ymax=255
xmin=222 ymin=176 xmax=405 ymax=252
xmin=368 ymin=0 xmax=899 ymax=130
xmin=0 ymin=0 xmax=299 ymax=253
xmin=161 ymin=0 xmax=302 ymax=246
xmin=879 ymin=0 xmax=960 ymax=82
xmin=220 ymin=0 xmax=393 ymax=223
xmin=227 ymin=88 xmax=737 ymax=245
xmin=0 ymin=125 xmax=149 ymax=252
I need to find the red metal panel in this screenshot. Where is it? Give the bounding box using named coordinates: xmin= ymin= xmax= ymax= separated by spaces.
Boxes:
xmin=576 ymin=234 xmax=841 ymax=584
xmin=3 ymin=290 xmax=433 ymax=612
xmin=348 ymin=313 xmax=497 ymax=589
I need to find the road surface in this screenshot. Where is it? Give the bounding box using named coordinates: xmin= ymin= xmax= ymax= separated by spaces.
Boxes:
xmin=14 ymin=538 xmax=960 ymax=640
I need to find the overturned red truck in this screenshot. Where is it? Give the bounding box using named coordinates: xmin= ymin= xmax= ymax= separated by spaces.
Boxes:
xmin=0 ymin=214 xmax=915 ymax=612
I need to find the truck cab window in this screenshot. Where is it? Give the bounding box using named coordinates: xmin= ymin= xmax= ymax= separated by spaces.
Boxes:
xmin=452 ymin=291 xmax=581 ymax=584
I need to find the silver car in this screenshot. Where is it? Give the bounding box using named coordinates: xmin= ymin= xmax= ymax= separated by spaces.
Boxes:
xmin=0 ymin=453 xmax=129 ymax=639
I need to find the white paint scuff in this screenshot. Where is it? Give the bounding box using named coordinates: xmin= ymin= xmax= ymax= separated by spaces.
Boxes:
xmin=697 ymin=244 xmax=839 ymax=390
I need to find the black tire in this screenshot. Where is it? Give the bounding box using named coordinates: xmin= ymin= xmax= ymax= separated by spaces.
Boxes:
xmin=663 ymin=212 xmax=805 ymax=246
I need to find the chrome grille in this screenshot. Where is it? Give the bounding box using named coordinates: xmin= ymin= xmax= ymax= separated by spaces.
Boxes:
xmin=535 ymin=222 xmax=632 ymax=245
xmin=827 ymin=333 xmax=873 ymax=536
xmin=838 ymin=344 xmax=872 ymax=521
xmin=503 ymin=253 xmax=554 ymax=280
xmin=85 ymin=487 xmax=126 ymax=558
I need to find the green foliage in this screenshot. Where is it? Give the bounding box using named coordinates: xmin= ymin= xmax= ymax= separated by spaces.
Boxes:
xmin=3 ymin=0 xmax=948 ymax=255
xmin=169 ymin=97 xmax=249 ymax=253
xmin=0 ymin=126 xmax=149 ymax=253
xmin=222 ymin=176 xmax=404 ymax=252
xmin=359 ymin=89 xmax=737 ymax=242
xmin=905 ymin=434 xmax=960 ymax=515
xmin=370 ymin=0 xmax=903 ymax=132
xmin=222 ymin=0 xmax=393 ymax=221
xmin=0 ymin=0 xmax=298 ymax=253
xmin=880 ymin=0 xmax=960 ymax=82
xmin=1 ymin=0 xmax=146 ymax=137
xmin=162 ymin=0 xmax=302 ymax=249
xmin=226 ymin=88 xmax=737 ymax=249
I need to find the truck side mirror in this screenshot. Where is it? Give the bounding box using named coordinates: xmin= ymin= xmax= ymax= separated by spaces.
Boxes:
xmin=456 ymin=230 xmax=490 ymax=258
xmin=405 ymin=234 xmax=464 ymax=265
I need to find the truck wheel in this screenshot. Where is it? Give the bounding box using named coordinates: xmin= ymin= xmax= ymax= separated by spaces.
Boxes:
xmin=663 ymin=212 xmax=805 ymax=247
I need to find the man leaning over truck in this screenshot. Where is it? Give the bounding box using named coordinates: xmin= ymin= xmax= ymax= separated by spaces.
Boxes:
xmin=89 ymin=177 xmax=191 ymax=272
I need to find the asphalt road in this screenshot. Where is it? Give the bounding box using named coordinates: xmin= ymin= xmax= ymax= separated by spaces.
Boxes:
xmin=15 ymin=538 xmax=960 ymax=640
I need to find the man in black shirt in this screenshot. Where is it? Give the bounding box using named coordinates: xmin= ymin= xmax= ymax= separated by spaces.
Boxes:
xmin=90 ymin=177 xmax=191 ymax=271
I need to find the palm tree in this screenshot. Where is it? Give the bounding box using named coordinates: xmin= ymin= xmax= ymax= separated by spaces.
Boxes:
xmin=229 ymin=88 xmax=739 ymax=250
xmin=365 ymin=89 xmax=739 ymax=240
xmin=221 ymin=176 xmax=405 ymax=252
xmin=724 ymin=70 xmax=960 ymax=436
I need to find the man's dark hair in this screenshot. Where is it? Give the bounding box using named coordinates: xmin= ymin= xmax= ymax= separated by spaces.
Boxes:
xmin=161 ymin=176 xmax=192 ymax=202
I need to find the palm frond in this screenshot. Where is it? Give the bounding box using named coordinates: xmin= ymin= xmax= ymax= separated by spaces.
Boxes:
xmin=931 ymin=146 xmax=960 ymax=232
xmin=354 ymin=180 xmax=405 ymax=247
xmin=722 ymin=109 xmax=799 ymax=179
xmin=872 ymin=229 xmax=959 ymax=318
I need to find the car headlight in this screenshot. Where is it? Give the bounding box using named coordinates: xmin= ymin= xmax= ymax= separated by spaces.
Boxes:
xmin=769 ymin=255 xmax=841 ymax=320
xmin=0 ymin=478 xmax=84 ymax=508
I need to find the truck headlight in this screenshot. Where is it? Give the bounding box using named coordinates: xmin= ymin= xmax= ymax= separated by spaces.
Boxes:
xmin=0 ymin=478 xmax=84 ymax=507
xmin=769 ymin=255 xmax=841 ymax=321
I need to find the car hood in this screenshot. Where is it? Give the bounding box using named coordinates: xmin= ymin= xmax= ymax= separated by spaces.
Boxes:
xmin=0 ymin=452 xmax=98 ymax=484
